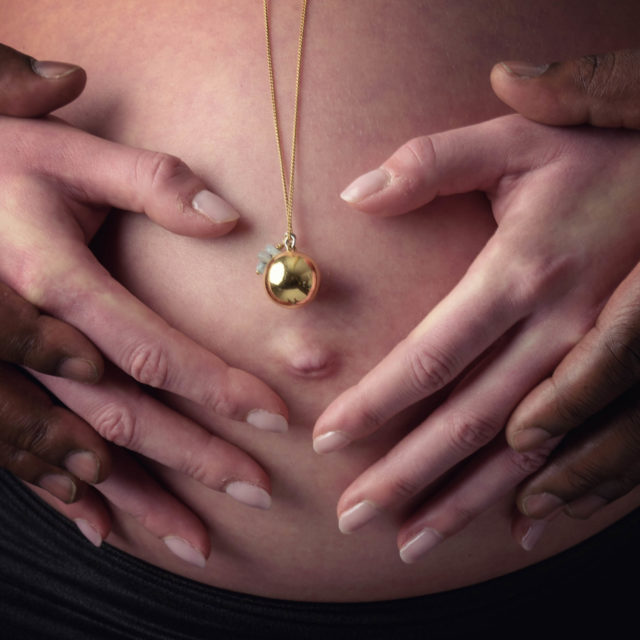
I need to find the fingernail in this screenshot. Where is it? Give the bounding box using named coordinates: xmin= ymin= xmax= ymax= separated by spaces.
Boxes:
xmin=521 ymin=492 xmax=565 ymax=518
xmin=340 ymin=168 xmax=390 ymax=203
xmin=399 ymin=528 xmax=443 ymax=564
xmin=192 ymin=189 xmax=240 ymax=224
xmin=565 ymin=494 xmax=608 ymax=519
xmin=500 ymin=61 xmax=550 ymax=78
xmin=64 ymin=450 xmax=101 ymax=484
xmin=510 ymin=427 xmax=553 ymax=452
xmin=57 ymin=357 xmax=100 ymax=384
xmin=31 ymin=59 xmax=82 ymax=79
xmin=338 ymin=500 xmax=379 ymax=534
xmin=521 ymin=520 xmax=546 ymax=551
xmin=163 ymin=536 xmax=207 ymax=568
xmin=225 ymin=481 xmax=272 ymax=510
xmin=38 ymin=474 xmax=77 ymax=503
xmin=313 ymin=430 xmax=351 ymax=454
xmin=74 ymin=518 xmax=103 ymax=547
xmin=246 ymin=409 xmax=288 ymax=433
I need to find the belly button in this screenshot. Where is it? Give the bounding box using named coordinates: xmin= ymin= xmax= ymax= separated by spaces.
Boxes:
xmin=276 ymin=334 xmax=340 ymax=379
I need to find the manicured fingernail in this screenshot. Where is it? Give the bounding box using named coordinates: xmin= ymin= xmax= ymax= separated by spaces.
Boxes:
xmin=313 ymin=430 xmax=351 ymax=454
xmin=500 ymin=61 xmax=550 ymax=78
xmin=31 ymin=59 xmax=82 ymax=79
xmin=163 ymin=536 xmax=206 ymax=568
xmin=340 ymin=168 xmax=390 ymax=203
xmin=225 ymin=481 xmax=272 ymax=510
xmin=565 ymin=494 xmax=608 ymax=519
xmin=399 ymin=528 xmax=443 ymax=564
xmin=64 ymin=450 xmax=101 ymax=484
xmin=57 ymin=357 xmax=100 ymax=383
xmin=38 ymin=473 xmax=77 ymax=503
xmin=338 ymin=500 xmax=379 ymax=534
xmin=510 ymin=426 xmax=553 ymax=451
xmin=74 ymin=518 xmax=103 ymax=547
xmin=246 ymin=409 xmax=288 ymax=433
xmin=521 ymin=520 xmax=546 ymax=551
xmin=192 ymin=189 xmax=240 ymax=224
xmin=521 ymin=492 xmax=565 ymax=518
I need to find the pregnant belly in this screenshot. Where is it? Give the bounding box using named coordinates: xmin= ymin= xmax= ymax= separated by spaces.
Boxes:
xmin=2 ymin=0 xmax=640 ymax=601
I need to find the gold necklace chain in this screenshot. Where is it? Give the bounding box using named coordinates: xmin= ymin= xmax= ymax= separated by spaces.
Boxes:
xmin=263 ymin=0 xmax=308 ymax=248
xmin=259 ymin=0 xmax=320 ymax=307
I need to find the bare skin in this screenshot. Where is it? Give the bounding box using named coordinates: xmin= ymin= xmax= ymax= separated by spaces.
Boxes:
xmin=1 ymin=0 xmax=639 ymax=601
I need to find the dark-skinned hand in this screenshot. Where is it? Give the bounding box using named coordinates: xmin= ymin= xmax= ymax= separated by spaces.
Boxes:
xmin=491 ymin=49 xmax=640 ymax=548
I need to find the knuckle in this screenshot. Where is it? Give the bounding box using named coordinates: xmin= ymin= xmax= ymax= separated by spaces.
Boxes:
xmin=549 ymin=377 xmax=593 ymax=426
xmin=402 ymin=136 xmax=435 ymax=173
xmin=389 ymin=472 xmax=423 ymax=501
xmin=444 ymin=500 xmax=477 ymax=529
xmin=357 ymin=400 xmax=387 ymax=431
xmin=136 ymin=150 xmax=188 ymax=191
xmin=388 ymin=136 xmax=435 ymax=197
xmin=2 ymin=329 xmax=41 ymax=367
xmin=91 ymin=402 xmax=137 ymax=448
xmin=13 ymin=409 xmax=59 ymax=455
xmin=574 ymin=53 xmax=616 ymax=97
xmin=405 ymin=343 xmax=457 ymax=396
xmin=125 ymin=342 xmax=170 ymax=389
xmin=176 ymin=445 xmax=222 ymax=488
xmin=445 ymin=411 xmax=499 ymax=455
xmin=202 ymin=385 xmax=238 ymax=418
xmin=563 ymin=460 xmax=603 ymax=494
xmin=600 ymin=320 xmax=640 ymax=382
xmin=507 ymin=446 xmax=550 ymax=476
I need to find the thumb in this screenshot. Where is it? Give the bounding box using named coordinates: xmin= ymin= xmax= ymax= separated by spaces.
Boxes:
xmin=0 ymin=43 xmax=86 ymax=117
xmin=490 ymin=49 xmax=640 ymax=129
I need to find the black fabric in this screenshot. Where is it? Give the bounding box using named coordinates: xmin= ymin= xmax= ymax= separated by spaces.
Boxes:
xmin=0 ymin=469 xmax=638 ymax=639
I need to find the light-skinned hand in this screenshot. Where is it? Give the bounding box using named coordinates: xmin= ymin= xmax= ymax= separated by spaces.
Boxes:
xmin=0 ymin=43 xmax=287 ymax=567
xmin=313 ymin=114 xmax=640 ymax=563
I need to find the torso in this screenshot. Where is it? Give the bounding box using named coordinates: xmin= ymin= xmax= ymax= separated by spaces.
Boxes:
xmin=3 ymin=0 xmax=639 ymax=601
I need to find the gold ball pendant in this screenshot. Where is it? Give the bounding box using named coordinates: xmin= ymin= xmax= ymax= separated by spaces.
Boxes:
xmin=264 ymin=251 xmax=320 ymax=307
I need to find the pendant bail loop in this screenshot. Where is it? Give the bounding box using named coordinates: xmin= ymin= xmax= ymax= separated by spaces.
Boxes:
xmin=283 ymin=232 xmax=297 ymax=252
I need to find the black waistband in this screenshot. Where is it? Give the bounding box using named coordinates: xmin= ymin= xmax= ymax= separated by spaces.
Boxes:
xmin=0 ymin=469 xmax=638 ymax=639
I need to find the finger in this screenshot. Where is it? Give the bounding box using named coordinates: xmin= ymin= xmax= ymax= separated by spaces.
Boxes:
xmin=516 ymin=386 xmax=640 ymax=520
xmin=313 ymin=243 xmax=531 ymax=452
xmin=36 ymin=367 xmax=274 ymax=511
xmin=5 ymin=117 xmax=241 ymax=237
xmin=28 ymin=482 xmax=112 ymax=547
xmin=0 ymin=181 xmax=287 ymax=428
xmin=95 ymin=448 xmax=211 ymax=567
xmin=0 ymin=281 xmax=103 ymax=383
xmin=28 ymin=448 xmax=213 ymax=567
xmin=507 ymin=262 xmax=640 ymax=451
xmin=491 ymin=50 xmax=640 ymax=129
xmin=333 ymin=311 xmax=575 ymax=534
xmin=397 ymin=438 xmax=554 ymax=563
xmin=0 ymin=363 xmax=111 ymax=486
xmin=35 ymin=249 xmax=287 ymax=428
xmin=511 ymin=512 xmax=549 ymax=552
xmin=2 ymin=443 xmax=79 ymax=503
xmin=338 ymin=115 xmax=540 ymax=215
xmin=0 ymin=43 xmax=86 ymax=117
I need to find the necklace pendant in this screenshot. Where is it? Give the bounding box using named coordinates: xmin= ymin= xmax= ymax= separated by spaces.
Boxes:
xmin=257 ymin=245 xmax=320 ymax=307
